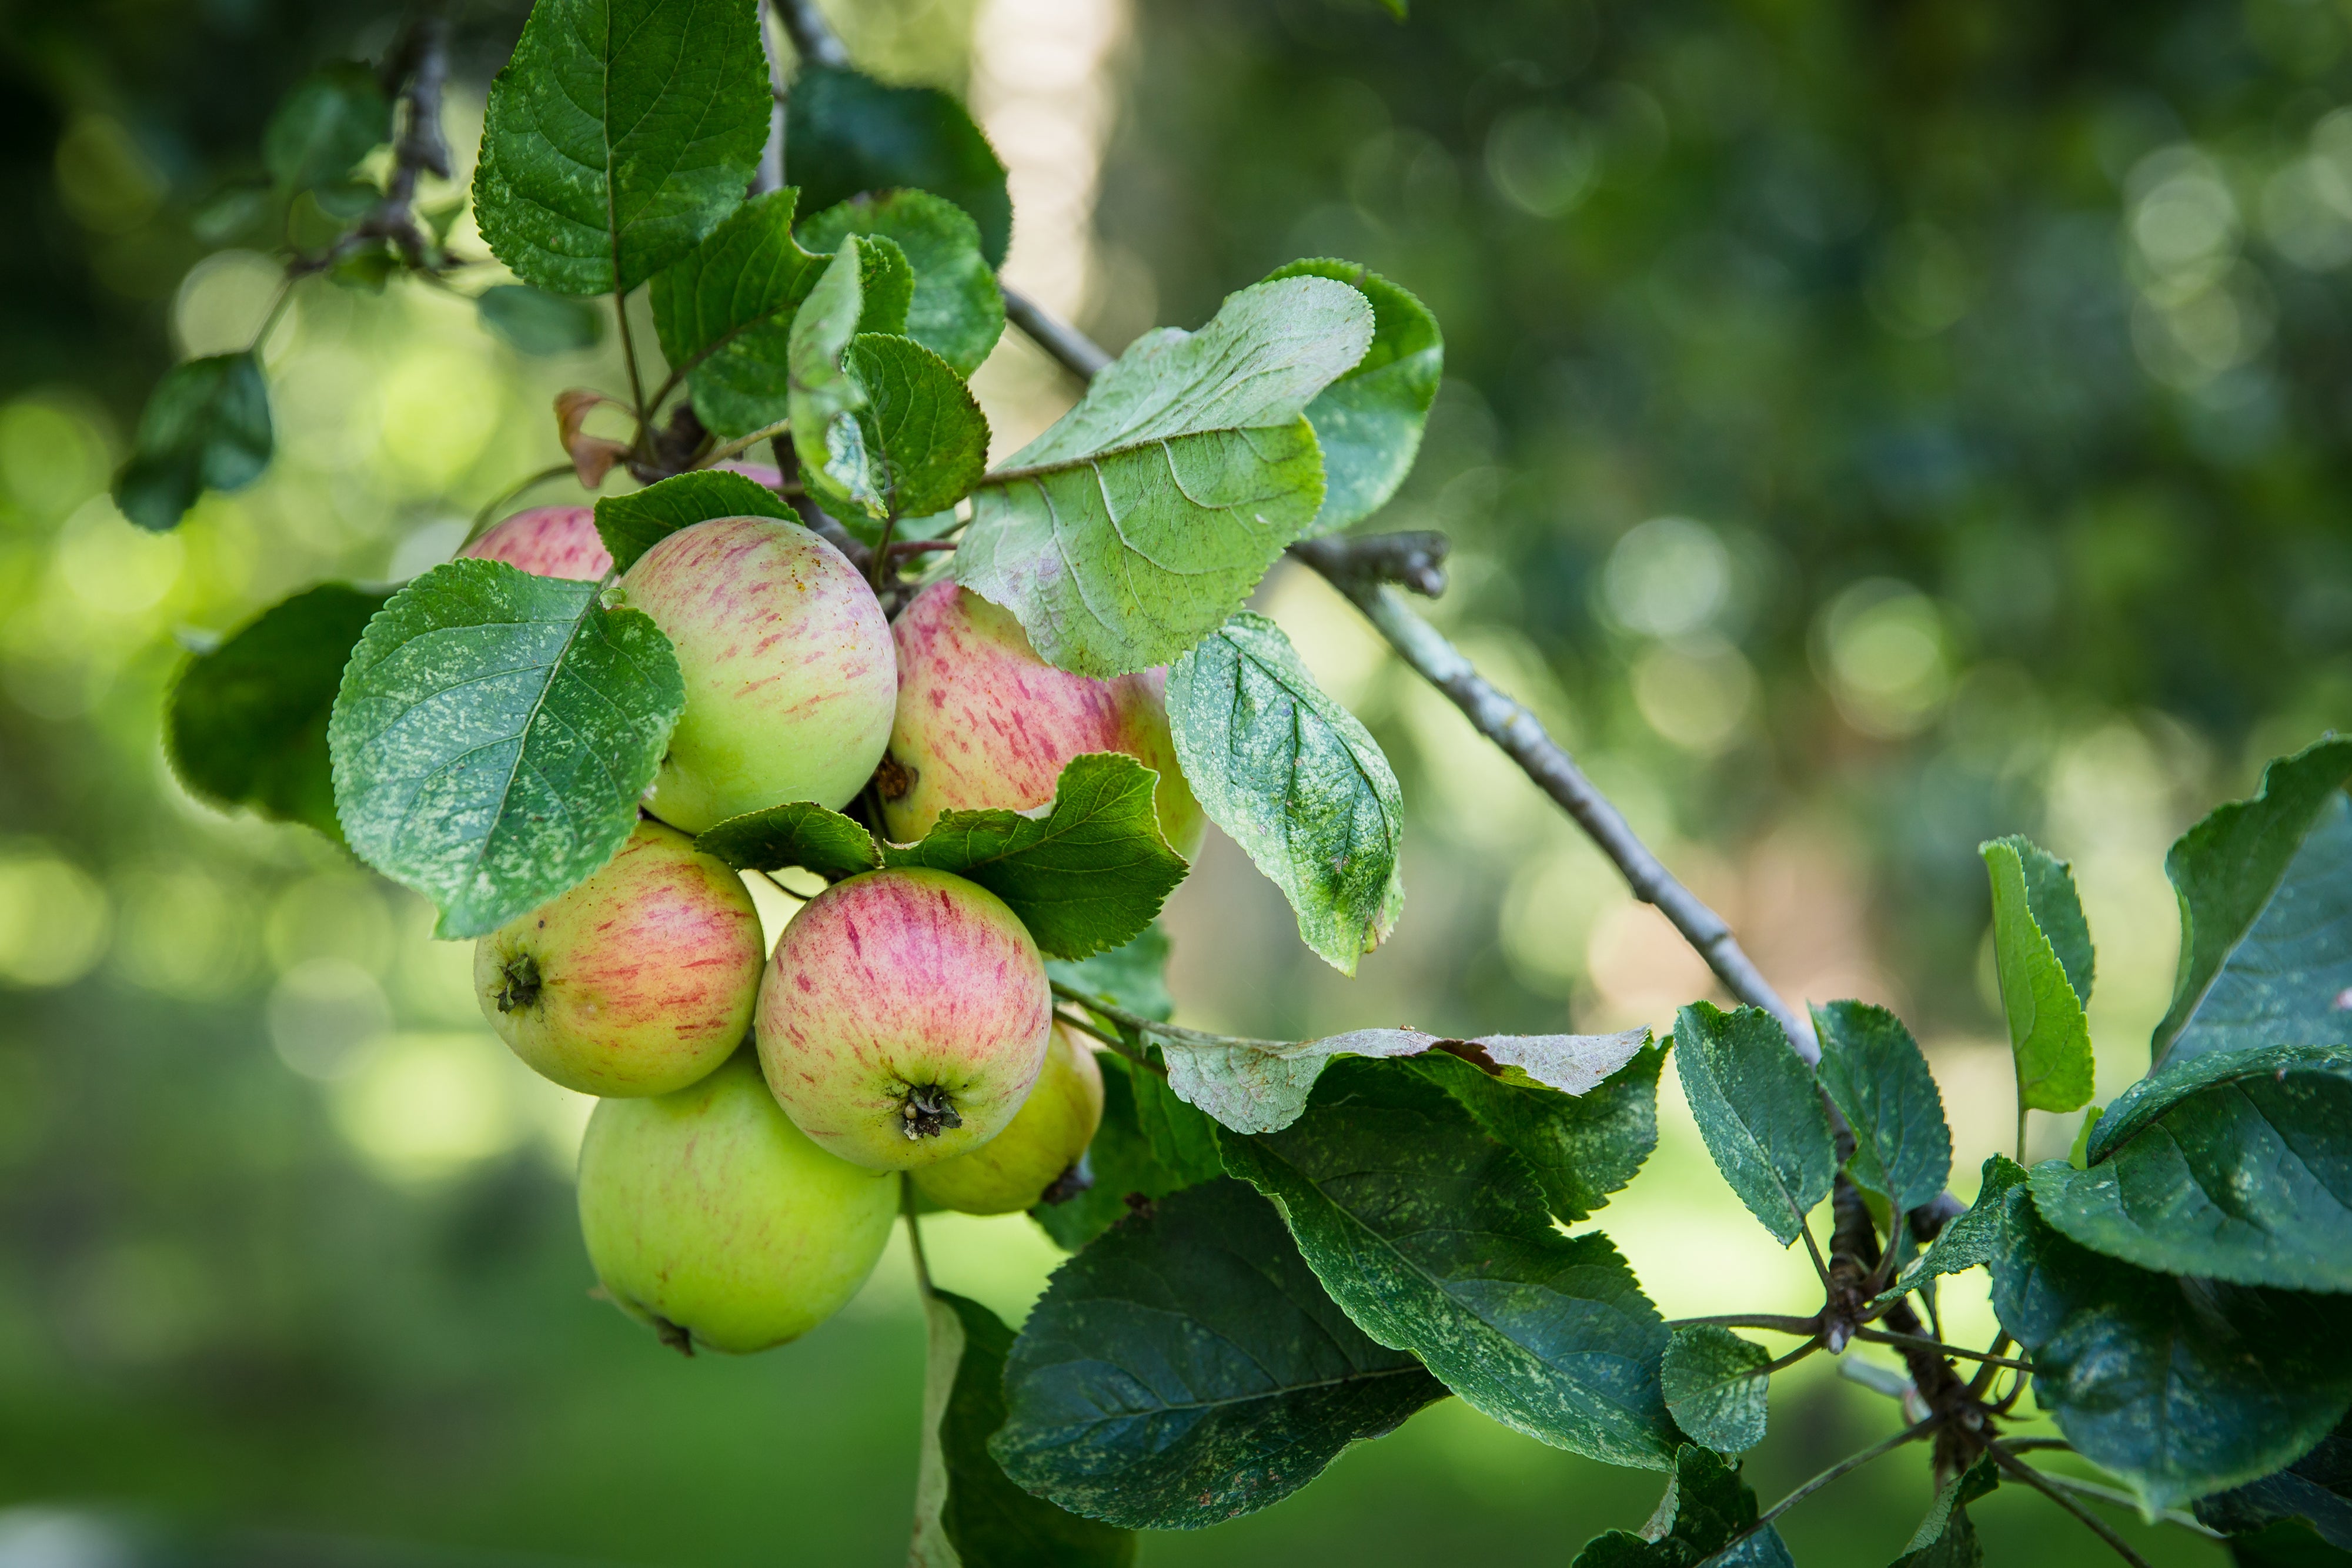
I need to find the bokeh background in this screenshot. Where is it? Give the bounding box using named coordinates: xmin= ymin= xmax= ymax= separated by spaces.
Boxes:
xmin=1 ymin=0 xmax=2340 ymax=1561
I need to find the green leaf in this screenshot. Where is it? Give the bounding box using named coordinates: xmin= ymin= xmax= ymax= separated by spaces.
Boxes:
xmin=787 ymin=237 xmax=923 ymax=520
xmin=1224 ymin=1059 xmax=1680 ymax=1470
xmin=476 ymin=283 xmax=604 ymax=355
xmin=836 ymin=332 xmax=991 ymax=527
xmin=883 ymin=753 xmax=1187 ymax=961
xmin=1164 ymin=611 xmax=1402 ymax=974
xmin=1028 ymin=1051 xmax=1196 ymax=1252
xmin=691 ymin=801 xmax=880 ymax=882
xmin=992 ymin=1177 xmax=1446 ymax=1530
xmin=592 ymin=469 xmax=795 ymax=574
xmin=1981 ymin=836 xmax=2096 ymax=1114
xmin=1045 ymin=923 xmax=1172 ymax=1023
xmin=1672 ymin=1003 xmax=1837 ymax=1248
xmin=1409 ymin=1042 xmax=1663 ymax=1223
xmin=801 ymin=189 xmax=1005 ymax=375
xmin=1262 ymin=260 xmax=1442 ymax=537
xmin=954 ymin=278 xmax=1375 ymax=677
xmin=1890 ymin=1456 xmax=1999 ymax=1568
xmin=1572 ymin=1447 xmax=1795 ymax=1567
xmin=647 ymin=188 xmax=828 ymax=438
xmin=2154 ymin=737 xmax=2352 ymax=1070
xmin=2215 ymin=1519 xmax=2352 ymax=1566
xmin=1812 ymin=1001 xmax=1953 ymax=1216
xmin=1661 ymin=1327 xmax=1771 ymax=1455
xmin=2029 ymin=1044 xmax=2352 ymax=1290
xmin=113 ymin=354 xmax=273 ymax=531
xmin=263 ymin=61 xmax=390 ymax=190
xmin=1986 ymin=1176 xmax=2352 ymax=1512
xmin=166 ymin=583 xmax=389 ymax=840
xmin=472 ymin=0 xmax=770 ymax=296
xmin=785 ymin=66 xmax=1011 ymax=269
xmin=913 ymin=1290 xmax=1136 ymax=1568
xmin=326 ymin=559 xmax=684 ymax=940
xmin=1875 ymin=1154 xmax=2030 ymax=1308
xmin=1128 ymin=1059 xmax=1226 ymax=1188
xmin=2195 ymin=1413 xmax=2352 ymax=1551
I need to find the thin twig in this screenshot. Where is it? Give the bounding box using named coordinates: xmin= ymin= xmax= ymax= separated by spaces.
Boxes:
xmin=1053 ymin=1008 xmax=1164 ymax=1073
xmin=700 ymin=417 xmax=794 ymax=468
xmin=1759 ymin=1339 xmax=1823 ymax=1376
xmin=2030 ymin=1473 xmax=2224 ymax=1540
xmin=900 ymin=1176 xmax=933 ymax=1296
xmin=1858 ymin=1328 xmax=2034 ymax=1373
xmin=1047 ymin=981 xmax=1292 ymax=1052
xmin=288 ymin=4 xmax=455 ymax=279
xmin=1002 ymin=287 xmax=1112 ymax=379
xmin=1999 ymin=1437 xmax=2072 ymax=1456
xmin=1986 ymin=1445 xmax=2154 ymax=1568
xmin=460 ymin=462 xmax=577 ymax=549
xmin=773 ymin=0 xmax=853 ymax=68
xmin=1723 ymin=1417 xmax=1938 ymax=1553
xmin=1664 ymin=1314 xmax=1823 ymax=1335
xmin=1798 ymin=1219 xmax=1835 ymax=1290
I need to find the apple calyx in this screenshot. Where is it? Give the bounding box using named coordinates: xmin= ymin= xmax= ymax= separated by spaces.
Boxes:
xmin=1038 ymin=1155 xmax=1094 ymax=1206
xmin=874 ymin=754 xmax=916 ymax=804
xmin=651 ymin=1314 xmax=694 ymax=1357
xmin=493 ymin=952 xmax=542 ymax=1013
xmin=898 ymin=1084 xmax=963 ymax=1139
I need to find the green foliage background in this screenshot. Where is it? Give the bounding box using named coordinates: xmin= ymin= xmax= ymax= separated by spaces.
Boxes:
xmin=0 ymin=0 xmax=2334 ymax=1562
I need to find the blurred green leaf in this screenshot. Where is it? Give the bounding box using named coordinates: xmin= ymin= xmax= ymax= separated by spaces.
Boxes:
xmin=1672 ymin=1002 xmax=1836 ymax=1248
xmin=993 ymin=1177 xmax=1447 ymax=1529
xmin=263 ymin=61 xmax=389 ymax=190
xmin=1661 ymin=1326 xmax=1770 ymax=1455
xmin=2194 ymin=1412 xmax=2352 ymax=1552
xmin=1128 ymin=1060 xmax=1225 ymax=1186
xmin=1982 ymin=836 xmax=2095 ymax=1114
xmin=649 ymin=188 xmax=828 ymax=437
xmin=592 ymin=469 xmax=795 ymax=574
xmin=693 ymin=801 xmax=880 ymax=881
xmin=167 ymin=582 xmax=389 ymax=840
xmin=1812 ymin=1001 xmax=1953 ymax=1215
xmin=326 ymin=559 xmax=683 ymax=939
xmin=1889 ymin=1457 xmax=1999 ymax=1568
xmin=113 ymin=353 xmax=273 ymax=531
xmin=477 ymin=284 xmax=604 ymax=355
xmin=786 ymin=66 xmax=1011 ymax=269
xmin=787 ymin=236 xmax=921 ymax=519
xmin=1407 ymin=1042 xmax=1662 ymax=1223
xmin=1045 ymin=923 xmax=1172 ymax=1022
xmin=1572 ymin=1446 xmax=1793 ymax=1566
xmin=802 ymin=190 xmax=1005 ymax=376
xmin=473 ymin=0 xmax=769 ymax=295
xmin=1262 ymin=259 xmax=1442 ymax=537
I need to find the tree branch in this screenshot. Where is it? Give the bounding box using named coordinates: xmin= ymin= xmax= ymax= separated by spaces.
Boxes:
xmin=1986 ymin=1445 xmax=2156 ymax=1568
xmin=773 ymin=0 xmax=853 ymax=69
xmin=290 ymin=4 xmax=455 ymax=278
xmin=1003 ymin=286 xmax=1114 ymax=379
xmin=1288 ymin=530 xmax=1449 ymax=597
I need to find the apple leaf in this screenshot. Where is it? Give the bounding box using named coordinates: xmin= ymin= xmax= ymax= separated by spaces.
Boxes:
xmin=1889 ymin=1457 xmax=2000 ymax=1568
xmin=113 ymin=353 xmax=273 ymax=531
xmin=1028 ymin=1051 xmax=1206 ymax=1253
xmin=263 ymin=62 xmax=389 ymax=190
xmin=1044 ymin=922 xmax=1172 ymax=1022
xmin=954 ymin=277 xmax=1374 ymax=677
xmin=2029 ymin=1043 xmax=2352 ymax=1290
xmin=786 ymin=66 xmax=1011 ymax=268
xmin=1127 ymin=1060 xmax=1226 ymax=1187
xmin=1672 ymin=1003 xmax=1838 ymax=1248
xmin=992 ymin=1177 xmax=1446 ymax=1530
xmin=1985 ymin=1175 xmax=2352 ymax=1512
xmin=1812 ymin=1000 xmax=1953 ymax=1216
xmin=913 ymin=1289 xmax=1135 ymax=1568
xmin=883 ymin=752 xmax=1187 ymax=961
xmin=1406 ymin=1043 xmax=1663 ymax=1223
xmin=788 ymin=237 xmax=946 ymax=530
xmin=2193 ymin=1413 xmax=2352 ymax=1550
xmin=1982 ymin=835 xmax=2096 ymax=1114
xmin=1222 ymin=1059 xmax=1680 ymax=1471
xmin=840 ymin=333 xmax=991 ymax=530
xmin=2153 ymin=736 xmax=2352 ymax=1069
xmin=801 ymin=190 xmax=1004 ymax=375
xmin=592 ymin=469 xmax=795 ymax=574
xmin=472 ymin=0 xmax=770 ymax=296
xmin=327 ymin=559 xmax=684 ymax=939
xmin=692 ymin=801 xmax=881 ymax=882
xmin=1165 ymin=611 xmax=1403 ymax=974
xmin=1873 ymin=1154 xmax=2029 ymax=1309
xmin=1262 ymin=259 xmax=1442 ymax=537
xmin=1572 ymin=1446 xmax=1794 ymax=1567
xmin=1660 ymin=1326 xmax=1771 ymax=1455
xmin=476 ymin=284 xmax=604 ymax=355
xmin=167 ymin=582 xmax=389 ymax=841
xmin=647 ymin=188 xmax=828 ymax=439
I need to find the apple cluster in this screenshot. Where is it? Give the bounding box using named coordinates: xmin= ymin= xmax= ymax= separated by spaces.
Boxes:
xmin=459 ymin=489 xmax=1195 ymax=1355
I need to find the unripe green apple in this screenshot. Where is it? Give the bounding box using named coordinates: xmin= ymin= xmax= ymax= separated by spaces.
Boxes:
xmin=878 ymin=582 xmax=1203 ymax=855
xmin=576 ymin=1049 xmax=897 ymax=1354
xmin=756 ymin=866 xmax=1052 ymax=1171
xmin=460 ymin=505 xmax=612 ymax=580
xmin=475 ymin=819 xmax=763 ymax=1096
xmin=911 ymin=1022 xmax=1104 ymax=1214
xmin=613 ymin=515 xmax=896 ymax=833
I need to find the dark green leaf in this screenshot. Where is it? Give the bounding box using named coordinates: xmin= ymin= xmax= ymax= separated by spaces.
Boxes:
xmin=1409 ymin=1042 xmax=1662 ymax=1223
xmin=912 ymin=1290 xmax=1135 ymax=1567
xmin=1876 ymin=1155 xmax=2029 ymax=1308
xmin=2154 ymin=737 xmax=2352 ymax=1070
xmin=1572 ymin=1446 xmax=1795 ymax=1567
xmin=837 ymin=332 xmax=991 ymax=527
xmin=692 ymin=800 xmax=880 ymax=881
xmin=2218 ymin=1519 xmax=2352 ymax=1566
xmin=326 ymin=559 xmax=684 ymax=940
xmin=263 ymin=61 xmax=390 ymax=190
xmin=2030 ymin=1044 xmax=2352 ymax=1290
xmin=1165 ymin=611 xmax=1402 ymax=974
xmin=1262 ymin=259 xmax=1442 ymax=537
xmin=1812 ymin=1001 xmax=1953 ymax=1216
xmin=785 ymin=66 xmax=1011 ymax=268
xmin=166 ymin=583 xmax=389 ymax=840
xmin=472 ymin=0 xmax=770 ymax=296
xmin=1986 ymin=1177 xmax=2352 ymax=1511
xmin=113 ymin=353 xmax=273 ymax=531
xmin=1889 ymin=1456 xmax=1999 ymax=1568
xmin=1045 ymin=924 xmax=1172 ymax=1022
xmin=1672 ymin=1003 xmax=1837 ymax=1248
xmin=592 ymin=470 xmax=794 ymax=574
xmin=955 ymin=278 xmax=1374 ymax=677
xmin=1129 ymin=1059 xmax=1226 ymax=1187
xmin=788 ymin=238 xmax=926 ymax=520
xmin=1224 ymin=1059 xmax=1679 ymax=1470
xmin=2196 ymin=1413 xmax=2352 ymax=1551
xmin=883 ymin=753 xmax=1187 ymax=961
xmin=476 ymin=283 xmax=604 ymax=355
xmin=647 ymin=187 xmax=828 ymax=437
xmin=1982 ymin=835 xmax=2096 ymax=1114
xmin=992 ymin=1177 xmax=1447 ymax=1530
xmin=1661 ymin=1327 xmax=1770 ymax=1454
xmin=801 ymin=189 xmax=1005 ymax=375
xmin=1028 ymin=1052 xmax=1197 ymax=1252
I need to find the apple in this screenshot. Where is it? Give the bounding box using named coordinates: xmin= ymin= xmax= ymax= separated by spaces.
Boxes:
xmin=756 ymin=866 xmax=1052 ymax=1170
xmin=879 ymin=581 xmax=1203 ymax=855
xmin=911 ymin=1022 xmax=1103 ymax=1214
xmin=576 ymin=1048 xmax=897 ymax=1354
xmin=460 ymin=505 xmax=612 ymax=580
xmin=613 ymin=514 xmax=897 ymax=831
xmin=474 ymin=818 xmax=764 ymax=1096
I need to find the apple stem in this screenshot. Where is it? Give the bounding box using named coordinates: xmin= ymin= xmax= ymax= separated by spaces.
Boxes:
xmin=900 ymin=1176 xmax=933 ymax=1298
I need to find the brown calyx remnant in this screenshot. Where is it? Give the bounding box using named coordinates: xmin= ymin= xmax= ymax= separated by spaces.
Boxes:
xmin=874 ymin=753 xmax=916 ymax=802
xmin=899 ymin=1084 xmax=963 ymax=1139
